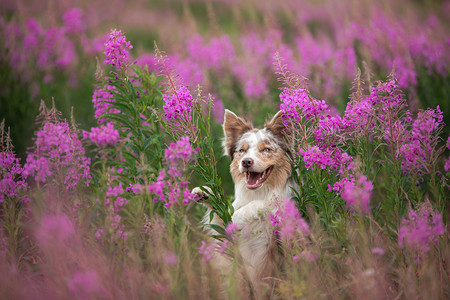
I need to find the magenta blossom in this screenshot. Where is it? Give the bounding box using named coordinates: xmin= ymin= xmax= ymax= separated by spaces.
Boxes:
xmin=67 ymin=270 xmax=105 ymax=299
xmin=0 ymin=152 xmax=28 ymax=203
xmin=63 ymin=8 xmax=85 ymax=34
xmin=36 ymin=214 xmax=75 ymax=247
xmin=280 ymin=87 xmax=329 ymax=122
xmin=271 ymin=198 xmax=310 ymax=242
xmin=163 ymin=86 xmax=198 ymax=121
xmin=83 ymin=122 xmax=119 ymax=146
xmin=198 ymin=240 xmax=216 ymax=263
xmin=104 ymin=29 xmax=133 ymax=69
xmin=341 ymin=175 xmax=373 ymax=214
xmin=398 ymin=202 xmax=445 ymax=254
xmin=400 ymin=106 xmax=444 ymax=175
xmin=148 ymin=137 xmax=198 ymax=208
xmin=92 ymin=86 xmax=120 ymax=124
xmin=23 ymin=121 xmax=91 ymax=189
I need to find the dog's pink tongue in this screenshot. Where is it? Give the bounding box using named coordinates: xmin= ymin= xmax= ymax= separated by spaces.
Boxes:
xmin=247 ymin=172 xmax=261 ymax=185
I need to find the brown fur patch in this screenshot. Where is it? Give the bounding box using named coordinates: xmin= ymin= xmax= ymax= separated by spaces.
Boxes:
xmin=223 ymin=110 xmax=253 ymax=158
xmin=230 ymin=155 xmax=245 ymax=184
xmin=265 ymin=111 xmax=292 ymax=148
xmin=263 ymin=150 xmax=292 ymax=190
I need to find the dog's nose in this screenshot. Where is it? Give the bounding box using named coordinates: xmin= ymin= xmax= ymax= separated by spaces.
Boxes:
xmin=242 ymin=158 xmax=254 ymax=168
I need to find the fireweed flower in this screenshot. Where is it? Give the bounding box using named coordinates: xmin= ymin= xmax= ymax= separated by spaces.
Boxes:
xmin=271 ymin=199 xmax=310 ymax=242
xmin=280 ymin=87 xmax=329 ymax=122
xmin=400 ymin=106 xmax=444 ymax=175
xmin=164 ymin=136 xmax=198 ymax=177
xmin=104 ymin=29 xmax=133 ymax=69
xmin=198 ymin=240 xmax=216 ymax=263
xmin=36 ymin=214 xmax=75 ymax=247
xmin=186 ymin=34 xmax=235 ymax=70
xmin=300 ymin=250 xmax=318 ymax=262
xmin=341 ymin=97 xmax=375 ymax=138
xmin=341 ymin=175 xmax=373 ymax=214
xmin=67 ymin=270 xmax=105 ymax=299
xmin=62 ymin=8 xmax=85 ymax=35
xmin=148 ymin=137 xmax=198 ymax=208
xmin=328 ymin=176 xmax=353 ymax=193
xmin=92 ymin=86 xmax=120 ymax=124
xmin=369 ymin=80 xmax=406 ymax=111
xmin=314 ymin=115 xmax=342 ymax=144
xmin=164 ymin=252 xmax=179 ymax=266
xmin=0 ymin=151 xmax=28 ymax=204
xmin=225 ymin=222 xmax=239 ymax=240
xmin=299 ymin=146 xmax=352 ymax=176
xmin=3 ymin=12 xmax=100 ymax=95
xmin=95 ymin=229 xmax=104 ymax=245
xmin=83 ymin=122 xmax=119 ymax=147
xmin=398 ymin=202 xmax=445 ymax=254
xmin=369 ymin=79 xmax=413 ymax=163
xmin=300 ymin=146 xmax=332 ymax=170
xmin=111 ymin=214 xmax=128 ymax=241
xmin=163 ymin=86 xmax=197 ymax=121
xmin=106 ymin=183 xmax=128 ymax=212
xmin=23 ymin=121 xmax=91 ymax=189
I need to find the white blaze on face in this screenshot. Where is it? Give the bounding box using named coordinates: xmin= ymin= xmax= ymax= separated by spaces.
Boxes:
xmin=234 ymin=129 xmax=281 ymax=190
xmin=237 ymin=130 xmax=267 ymax=173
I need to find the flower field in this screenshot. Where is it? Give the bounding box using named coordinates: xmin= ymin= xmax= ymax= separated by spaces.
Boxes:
xmin=1 ymin=0 xmax=449 ymax=299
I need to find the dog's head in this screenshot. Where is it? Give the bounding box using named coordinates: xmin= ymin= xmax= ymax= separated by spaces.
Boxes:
xmin=223 ymin=110 xmax=293 ymax=191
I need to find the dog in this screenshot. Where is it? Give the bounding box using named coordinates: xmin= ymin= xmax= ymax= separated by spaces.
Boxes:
xmin=193 ymin=109 xmax=296 ymax=293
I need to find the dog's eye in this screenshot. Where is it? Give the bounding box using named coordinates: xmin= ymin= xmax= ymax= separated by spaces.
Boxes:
xmin=239 ymin=149 xmax=245 ymax=153
xmin=263 ymin=147 xmax=271 ymax=152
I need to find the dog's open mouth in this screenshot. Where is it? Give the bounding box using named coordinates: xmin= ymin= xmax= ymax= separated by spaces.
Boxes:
xmin=245 ymin=166 xmax=273 ymax=189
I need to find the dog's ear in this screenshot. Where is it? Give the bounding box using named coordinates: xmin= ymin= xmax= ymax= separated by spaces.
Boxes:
xmin=265 ymin=111 xmax=292 ymax=140
xmin=223 ymin=109 xmax=253 ymax=157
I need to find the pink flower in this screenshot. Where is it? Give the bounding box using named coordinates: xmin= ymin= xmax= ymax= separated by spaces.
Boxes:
xmin=225 ymin=222 xmax=239 ymax=239
xmin=67 ymin=270 xmax=105 ymax=299
xmin=63 ymin=8 xmax=85 ymax=34
xmin=83 ymin=122 xmax=119 ymax=146
xmin=342 ymin=97 xmax=375 ymax=137
xmin=0 ymin=151 xmax=28 ymax=203
xmin=273 ymin=199 xmax=310 ymax=242
xmin=23 ymin=121 xmax=91 ymax=189
xmin=198 ymin=240 xmax=215 ymax=263
xmin=398 ymin=202 xmax=445 ymax=254
xmin=300 ymin=250 xmax=318 ymax=262
xmin=341 ymin=175 xmax=373 ymax=214
xmin=104 ymin=29 xmax=133 ymax=69
xmin=163 ymin=86 xmax=198 ymax=121
xmin=36 ymin=214 xmax=75 ymax=246
xmin=280 ymin=87 xmax=329 ymax=121
xmin=164 ymin=252 xmax=179 ymax=266
xmin=147 ymin=138 xmax=198 ymax=208
xmin=92 ymin=86 xmax=120 ymax=124
xmin=186 ymin=34 xmax=235 ymax=70
xmin=164 ymin=136 xmax=198 ymax=178
xmin=400 ymin=106 xmax=444 ymax=175
xmin=95 ymin=229 xmax=104 ymax=241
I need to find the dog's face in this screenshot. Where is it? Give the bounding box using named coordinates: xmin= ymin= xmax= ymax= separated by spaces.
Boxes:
xmin=223 ymin=110 xmax=292 ymax=191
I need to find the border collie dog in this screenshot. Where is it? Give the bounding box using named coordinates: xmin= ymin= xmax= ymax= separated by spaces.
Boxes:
xmin=194 ymin=109 xmax=295 ymax=288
